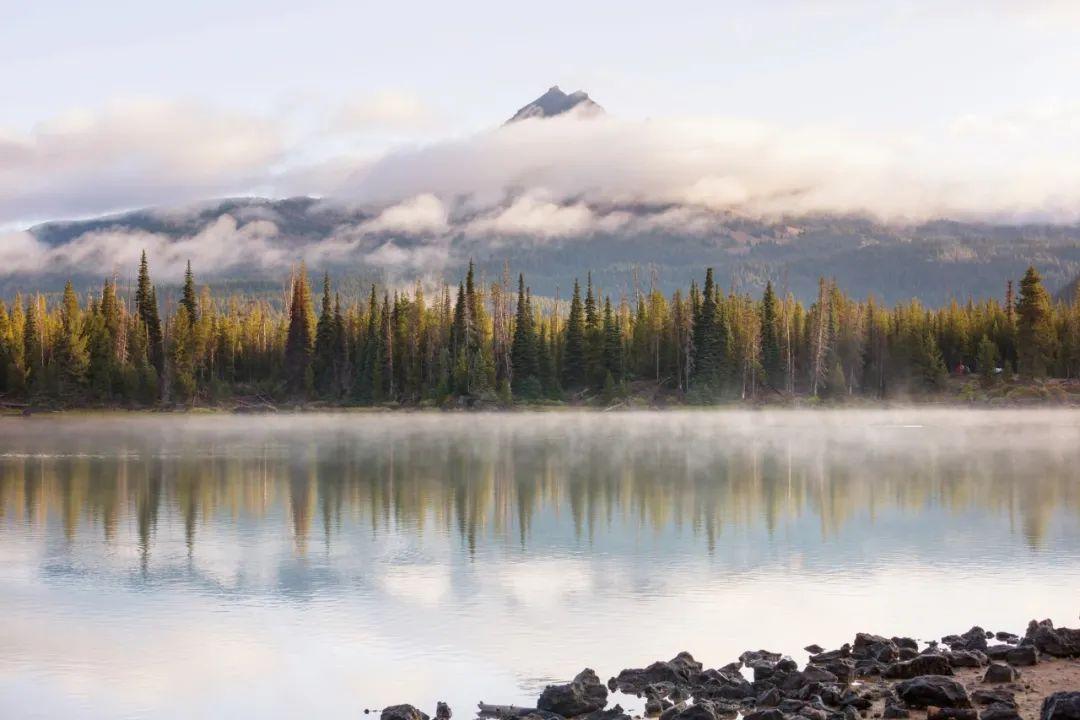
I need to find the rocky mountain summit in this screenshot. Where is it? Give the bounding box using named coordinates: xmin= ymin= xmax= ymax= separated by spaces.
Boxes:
xmin=506 ymin=85 xmax=604 ymax=123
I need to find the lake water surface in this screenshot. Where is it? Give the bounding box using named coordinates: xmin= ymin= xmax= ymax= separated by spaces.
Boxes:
xmin=1 ymin=410 xmax=1079 ymax=719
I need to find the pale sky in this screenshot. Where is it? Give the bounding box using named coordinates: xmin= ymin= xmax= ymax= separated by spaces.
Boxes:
xmin=3 ymin=0 xmax=1080 ymax=227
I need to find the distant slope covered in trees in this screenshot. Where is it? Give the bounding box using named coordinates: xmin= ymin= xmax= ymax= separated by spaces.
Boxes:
xmin=7 ymin=197 xmax=1080 ymax=306
xmin=2 ymin=252 xmax=1079 ymax=409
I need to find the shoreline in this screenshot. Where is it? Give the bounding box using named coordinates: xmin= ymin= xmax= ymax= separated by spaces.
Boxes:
xmin=377 ymin=619 xmax=1080 ymax=720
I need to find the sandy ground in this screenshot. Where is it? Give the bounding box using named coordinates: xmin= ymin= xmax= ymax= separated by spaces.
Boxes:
xmin=867 ymin=657 xmax=1080 ymax=720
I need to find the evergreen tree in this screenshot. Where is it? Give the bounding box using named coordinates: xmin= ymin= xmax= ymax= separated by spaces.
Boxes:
xmin=691 ymin=268 xmax=722 ymax=395
xmin=181 ymin=260 xmax=198 ymax=323
xmin=333 ymin=292 xmax=350 ymax=398
xmin=169 ymin=305 xmax=196 ymax=403
xmin=562 ymin=279 xmax=587 ymax=390
xmin=977 ymin=334 xmax=998 ymax=388
xmin=23 ymin=297 xmax=44 ymax=393
xmin=52 ymin=281 xmax=90 ymax=399
xmin=602 ymin=296 xmax=623 ymax=382
xmin=760 ymin=280 xmax=782 ymax=388
xmin=510 ymin=274 xmax=539 ymax=396
xmin=135 ymin=251 xmax=164 ymax=375
xmin=584 ymin=272 xmax=603 ymax=386
xmin=284 ymin=267 xmax=315 ymax=396
xmin=1016 ymin=266 xmax=1054 ymax=379
xmin=313 ymin=273 xmax=336 ymax=397
xmin=914 ymin=328 xmax=948 ymax=391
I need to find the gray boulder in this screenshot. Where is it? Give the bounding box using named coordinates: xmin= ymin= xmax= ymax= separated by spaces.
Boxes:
xmin=538 ymin=669 xmax=609 ymax=717
xmin=982 ymin=664 xmax=1019 ymax=684
xmin=1041 ymin=693 xmax=1080 ymax=720
xmin=896 ymin=676 xmax=972 ymax=709
xmin=980 ymin=704 xmax=1020 ymax=720
xmin=884 ymin=654 xmax=953 ymax=679
xmin=1005 ymin=646 xmax=1039 ymax=667
xmin=383 ymin=705 xmax=430 ymax=720
xmin=1025 ymin=620 xmax=1080 ymax=658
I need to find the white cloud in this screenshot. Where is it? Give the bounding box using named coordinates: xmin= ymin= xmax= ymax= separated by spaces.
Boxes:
xmin=0 ymin=216 xmax=285 ymax=282
xmin=0 ymin=100 xmax=283 ymax=225
xmin=362 ymin=193 xmax=448 ymax=235
xmin=465 ymin=192 xmax=598 ymax=240
xmin=338 ymin=110 xmax=1080 ymax=225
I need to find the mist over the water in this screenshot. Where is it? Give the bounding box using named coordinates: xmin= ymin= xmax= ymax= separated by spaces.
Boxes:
xmin=1 ymin=409 xmax=1079 ymax=719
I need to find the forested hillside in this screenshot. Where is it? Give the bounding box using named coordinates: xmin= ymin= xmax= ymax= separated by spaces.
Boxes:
xmin=7 ymin=198 xmax=1080 ymax=306
xmin=2 ymin=252 xmax=1079 ymax=408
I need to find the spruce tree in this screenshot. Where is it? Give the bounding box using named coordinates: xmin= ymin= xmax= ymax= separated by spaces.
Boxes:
xmin=510 ymin=274 xmax=539 ymax=396
xmin=23 ymin=297 xmax=44 ymax=393
xmin=181 ymin=260 xmax=198 ymax=323
xmin=691 ymin=268 xmax=721 ymax=395
xmin=1016 ymin=265 xmax=1054 ymax=379
xmin=760 ymin=280 xmax=782 ymax=388
xmin=602 ymin=296 xmax=623 ymax=382
xmin=562 ymin=279 xmax=587 ymax=390
xmin=169 ymin=304 xmax=196 ymax=403
xmin=333 ymin=292 xmax=349 ymax=398
xmin=135 ymin=252 xmax=164 ymax=376
xmin=313 ymin=273 xmax=336 ymax=397
xmin=284 ymin=267 xmax=315 ymax=396
xmin=584 ymin=272 xmax=603 ymax=387
xmin=977 ymin=334 xmax=998 ymax=388
xmin=53 ymin=281 xmax=90 ymax=399
xmin=914 ymin=328 xmax=948 ymax=391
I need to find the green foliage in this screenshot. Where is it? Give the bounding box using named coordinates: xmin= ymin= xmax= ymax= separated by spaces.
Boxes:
xmin=977 ymin=334 xmax=998 ymax=388
xmin=3 ymin=259 xmax=1080 ymax=408
xmin=1016 ymin=266 xmax=1055 ymax=379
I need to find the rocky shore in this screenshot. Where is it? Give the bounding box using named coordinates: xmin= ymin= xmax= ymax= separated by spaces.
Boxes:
xmin=376 ymin=619 xmax=1079 ymax=720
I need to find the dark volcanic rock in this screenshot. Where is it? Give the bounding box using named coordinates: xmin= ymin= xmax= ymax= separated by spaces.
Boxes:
xmin=538 ymin=669 xmax=608 ymax=717
xmin=660 ymin=703 xmax=688 ymax=720
xmin=693 ymin=669 xmax=754 ymax=702
xmin=805 ymin=645 xmax=825 ymax=655
xmin=609 ymin=654 xmax=702 ymax=696
xmin=1005 ymin=646 xmax=1039 ymax=667
xmin=853 ymin=634 xmax=899 ymax=663
xmin=982 ymin=664 xmax=1019 ymax=684
xmin=645 ymin=698 xmax=664 ymax=716
xmin=383 ymin=705 xmax=430 ymax=720
xmin=1025 ymin=620 xmax=1080 ymax=658
xmin=810 ymin=646 xmax=852 ymax=664
xmin=436 ymin=702 xmax=452 ymax=720
xmin=803 ymin=666 xmax=840 ymax=684
xmin=972 ymin=690 xmax=1016 ymax=707
xmin=813 ymin=659 xmax=855 ymax=685
xmin=758 ymin=689 xmax=783 ymax=707
xmin=985 ymin=646 xmax=1012 ymax=662
xmin=895 ymin=676 xmax=972 ymax=709
xmin=892 ymin=637 xmax=919 ymax=651
xmin=946 ymin=651 xmax=988 ymax=668
xmin=883 ymin=704 xmax=910 ymax=719
xmin=744 ymin=710 xmax=789 ymax=720
xmin=995 ymin=633 xmax=1020 ymax=645
xmin=742 ymin=650 xmax=783 ymax=667
xmin=980 ymin=703 xmax=1021 ymax=720
xmin=884 ymin=655 xmax=953 ymax=680
xmin=1041 ymin=693 xmax=1080 ymax=720
xmin=926 ymin=708 xmax=977 ymax=720
xmin=582 ymin=705 xmax=630 ymax=720
xmin=945 ymin=627 xmax=989 ymax=652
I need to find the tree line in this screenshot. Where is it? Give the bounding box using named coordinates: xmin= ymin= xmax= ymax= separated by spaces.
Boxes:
xmin=1 ymin=253 xmax=1078 ymax=406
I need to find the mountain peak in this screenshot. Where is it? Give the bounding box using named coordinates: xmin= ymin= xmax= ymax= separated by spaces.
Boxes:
xmin=506 ymin=86 xmax=604 ymax=124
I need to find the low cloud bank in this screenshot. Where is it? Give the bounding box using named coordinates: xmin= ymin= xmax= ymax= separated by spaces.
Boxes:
xmin=6 ymin=98 xmax=1080 ymax=281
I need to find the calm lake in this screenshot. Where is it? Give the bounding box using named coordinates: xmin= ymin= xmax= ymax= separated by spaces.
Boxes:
xmin=1 ymin=410 xmax=1078 ymax=719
